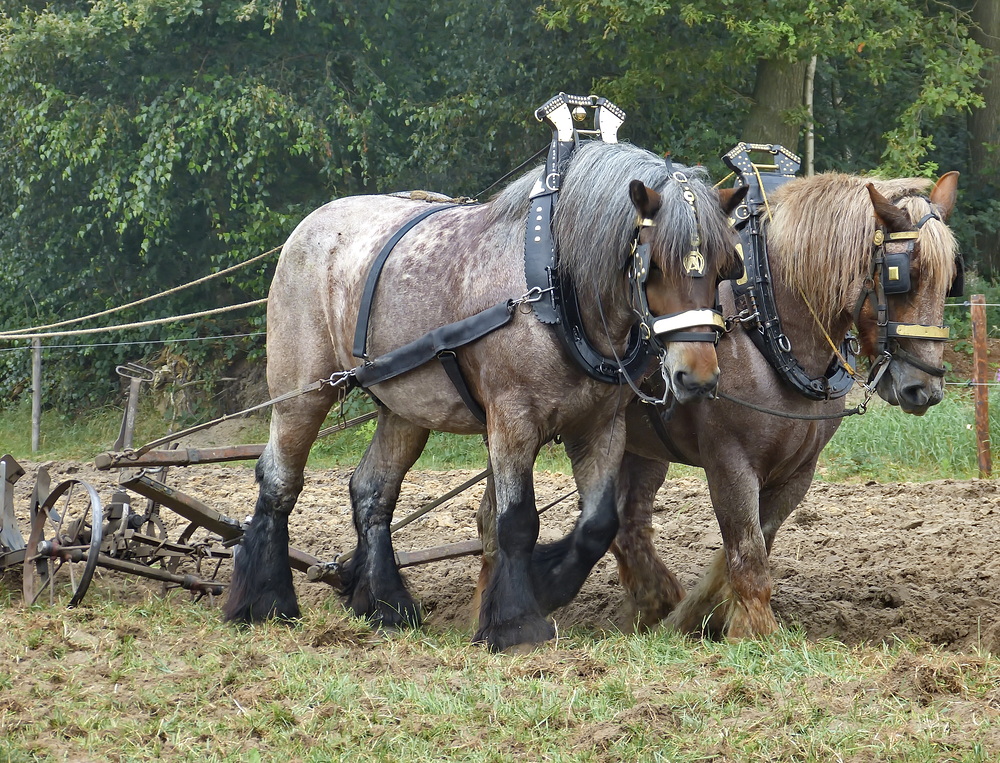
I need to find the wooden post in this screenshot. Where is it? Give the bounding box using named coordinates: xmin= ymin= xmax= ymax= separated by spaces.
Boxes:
xmin=971 ymin=294 xmax=991 ymax=478
xmin=31 ymin=338 xmax=41 ymax=453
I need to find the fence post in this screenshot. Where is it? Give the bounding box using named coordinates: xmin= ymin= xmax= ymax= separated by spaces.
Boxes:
xmin=31 ymin=338 xmax=41 ymax=453
xmin=971 ymin=294 xmax=991 ymax=478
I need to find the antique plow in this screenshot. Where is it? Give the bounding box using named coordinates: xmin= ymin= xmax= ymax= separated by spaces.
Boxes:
xmin=1 ymin=364 xmax=573 ymax=608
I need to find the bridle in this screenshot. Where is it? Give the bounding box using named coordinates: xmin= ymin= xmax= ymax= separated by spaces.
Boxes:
xmin=853 ymin=208 xmax=961 ymax=387
xmin=627 ymin=165 xmax=727 ymax=351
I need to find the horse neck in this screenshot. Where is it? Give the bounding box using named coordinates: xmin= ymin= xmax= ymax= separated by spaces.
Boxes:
xmin=771 ymin=278 xmax=856 ymax=379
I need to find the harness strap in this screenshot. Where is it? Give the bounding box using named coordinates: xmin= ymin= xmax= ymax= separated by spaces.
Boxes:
xmin=353 ymin=203 xmax=459 ymax=359
xmin=353 ymin=301 xmax=514 ymax=390
xmin=724 ymin=143 xmax=855 ymax=401
xmin=437 ymin=351 xmax=488 ymax=424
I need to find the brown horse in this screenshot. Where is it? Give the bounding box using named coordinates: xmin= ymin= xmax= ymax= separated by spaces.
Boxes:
xmin=224 ymin=139 xmax=746 ymax=651
xmin=612 ymin=170 xmax=960 ymax=638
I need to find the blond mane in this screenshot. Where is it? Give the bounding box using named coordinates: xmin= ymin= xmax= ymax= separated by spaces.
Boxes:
xmin=767 ymin=173 xmax=958 ymax=326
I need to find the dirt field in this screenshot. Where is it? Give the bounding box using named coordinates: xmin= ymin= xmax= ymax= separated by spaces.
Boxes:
xmin=7 ymin=457 xmax=1000 ymax=655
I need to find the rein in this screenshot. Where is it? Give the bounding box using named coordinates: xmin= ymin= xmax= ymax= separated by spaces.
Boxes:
xmin=715 ymin=390 xmax=868 ymax=420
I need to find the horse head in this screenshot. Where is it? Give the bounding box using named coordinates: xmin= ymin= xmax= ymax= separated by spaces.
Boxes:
xmin=626 ymin=177 xmax=747 ymax=404
xmin=857 ymin=172 xmax=960 ymax=415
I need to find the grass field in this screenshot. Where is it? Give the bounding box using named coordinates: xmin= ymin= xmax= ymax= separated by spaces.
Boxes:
xmin=2 ymin=384 xmax=1000 ymax=762
xmin=1 ymin=590 xmax=999 ymax=762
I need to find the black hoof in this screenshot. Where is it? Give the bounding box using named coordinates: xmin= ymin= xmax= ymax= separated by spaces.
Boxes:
xmin=341 ymin=549 xmax=421 ymax=630
xmin=530 ymin=536 xmax=578 ymax=614
xmin=223 ymin=586 xmax=301 ymax=625
xmin=224 ymin=507 xmax=299 ymax=625
xmin=473 ymin=616 xmax=555 ymax=653
xmin=346 ymin=592 xmax=422 ymax=631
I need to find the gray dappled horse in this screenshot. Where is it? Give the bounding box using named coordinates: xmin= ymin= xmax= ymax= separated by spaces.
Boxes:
xmin=224 ymin=141 xmax=745 ymax=651
xmin=612 ymin=171 xmax=960 ymax=638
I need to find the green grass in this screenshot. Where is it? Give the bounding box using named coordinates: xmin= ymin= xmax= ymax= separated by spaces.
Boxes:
xmin=1 ymin=591 xmax=997 ymax=762
xmin=819 ymin=388 xmax=996 ymax=482
xmin=1 ymin=385 xmax=995 ymax=482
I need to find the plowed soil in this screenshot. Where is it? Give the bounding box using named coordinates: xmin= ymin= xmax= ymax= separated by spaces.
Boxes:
xmin=7 ymin=458 xmax=1000 ymax=654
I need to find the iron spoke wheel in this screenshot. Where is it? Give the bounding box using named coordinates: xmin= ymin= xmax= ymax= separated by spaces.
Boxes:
xmin=23 ymin=479 xmax=104 ymax=607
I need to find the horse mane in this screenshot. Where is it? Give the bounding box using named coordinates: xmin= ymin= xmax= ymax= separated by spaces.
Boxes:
xmin=487 ymin=142 xmax=736 ymax=299
xmin=768 ymin=173 xmax=958 ymax=326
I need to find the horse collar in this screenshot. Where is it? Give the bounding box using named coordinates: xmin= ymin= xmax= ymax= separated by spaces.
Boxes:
xmin=724 ymin=142 xmax=855 ymax=401
xmin=523 ymin=93 xmax=725 ymax=388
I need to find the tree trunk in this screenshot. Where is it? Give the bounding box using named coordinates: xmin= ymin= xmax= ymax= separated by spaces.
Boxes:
xmin=969 ymin=0 xmax=1000 ymax=278
xmin=742 ymin=58 xmax=809 ymax=153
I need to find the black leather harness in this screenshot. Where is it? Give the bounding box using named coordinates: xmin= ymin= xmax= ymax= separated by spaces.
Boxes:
xmin=524 ymin=93 xmax=726 ymax=394
xmin=349 ymin=199 xmax=513 ymax=424
xmin=723 ymin=143 xmax=856 ymax=401
xmin=523 ymin=94 xmax=652 ymax=383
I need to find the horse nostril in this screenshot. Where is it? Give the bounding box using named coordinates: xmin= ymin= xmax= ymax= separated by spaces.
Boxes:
xmin=900 ymin=384 xmax=932 ymax=409
xmin=674 ymin=370 xmax=720 ymax=397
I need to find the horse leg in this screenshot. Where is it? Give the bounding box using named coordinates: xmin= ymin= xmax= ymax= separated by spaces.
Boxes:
xmin=720 ymin=469 xmax=818 ymax=637
xmin=611 ymin=451 xmax=686 ymax=630
xmin=340 ymin=410 xmax=429 ymax=630
xmin=667 ymin=468 xmax=778 ymax=638
xmin=472 ymin=462 xmax=496 ymax=628
xmin=224 ymin=390 xmax=334 ymax=624
xmin=473 ymin=425 xmax=554 ymax=652
xmin=530 ymin=428 xmax=624 ymax=615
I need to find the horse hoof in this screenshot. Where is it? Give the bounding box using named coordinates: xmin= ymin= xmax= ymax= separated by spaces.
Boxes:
xmin=473 ymin=617 xmax=556 ymax=653
xmin=349 ymin=597 xmax=422 ymax=632
xmin=223 ymin=588 xmax=301 ymax=625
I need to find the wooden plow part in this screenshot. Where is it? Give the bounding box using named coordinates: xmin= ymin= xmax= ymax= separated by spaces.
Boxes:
xmin=2 ymin=375 xmax=576 ymax=609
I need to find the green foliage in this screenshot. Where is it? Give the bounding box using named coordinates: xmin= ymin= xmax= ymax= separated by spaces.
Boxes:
xmin=0 ymin=0 xmax=994 ymax=419
xmin=540 ymin=0 xmax=985 ymax=176
xmin=0 ymin=0 xmax=593 ymax=412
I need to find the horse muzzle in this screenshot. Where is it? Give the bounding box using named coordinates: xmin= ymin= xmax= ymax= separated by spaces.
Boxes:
xmin=876 ymin=359 xmax=945 ymax=415
xmin=659 ymin=341 xmax=721 ymax=404
xmin=649 ymin=308 xmax=725 ymax=404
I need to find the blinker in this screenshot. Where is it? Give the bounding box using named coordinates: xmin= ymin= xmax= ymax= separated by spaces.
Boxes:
xmin=882 ymin=251 xmax=911 ymax=294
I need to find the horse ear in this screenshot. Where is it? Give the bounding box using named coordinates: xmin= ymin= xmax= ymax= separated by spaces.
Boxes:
xmin=629 ymin=180 xmax=662 ymax=219
xmin=866 ymin=183 xmax=912 ymax=232
xmin=929 ymin=171 xmax=959 ymax=221
xmin=717 ymin=184 xmax=749 ymax=216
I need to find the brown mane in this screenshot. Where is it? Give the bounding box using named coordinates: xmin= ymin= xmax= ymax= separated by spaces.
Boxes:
xmin=767 ymin=173 xmax=958 ymax=326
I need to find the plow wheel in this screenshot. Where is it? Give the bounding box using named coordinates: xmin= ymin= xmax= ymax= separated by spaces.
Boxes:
xmin=23 ymin=479 xmax=104 ymax=607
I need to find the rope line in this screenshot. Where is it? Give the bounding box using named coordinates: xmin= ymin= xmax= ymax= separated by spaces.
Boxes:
xmin=0 ymin=246 xmax=279 ymax=338
xmin=0 ymin=299 xmax=267 ymax=340
xmin=0 ymin=331 xmax=265 ymax=352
